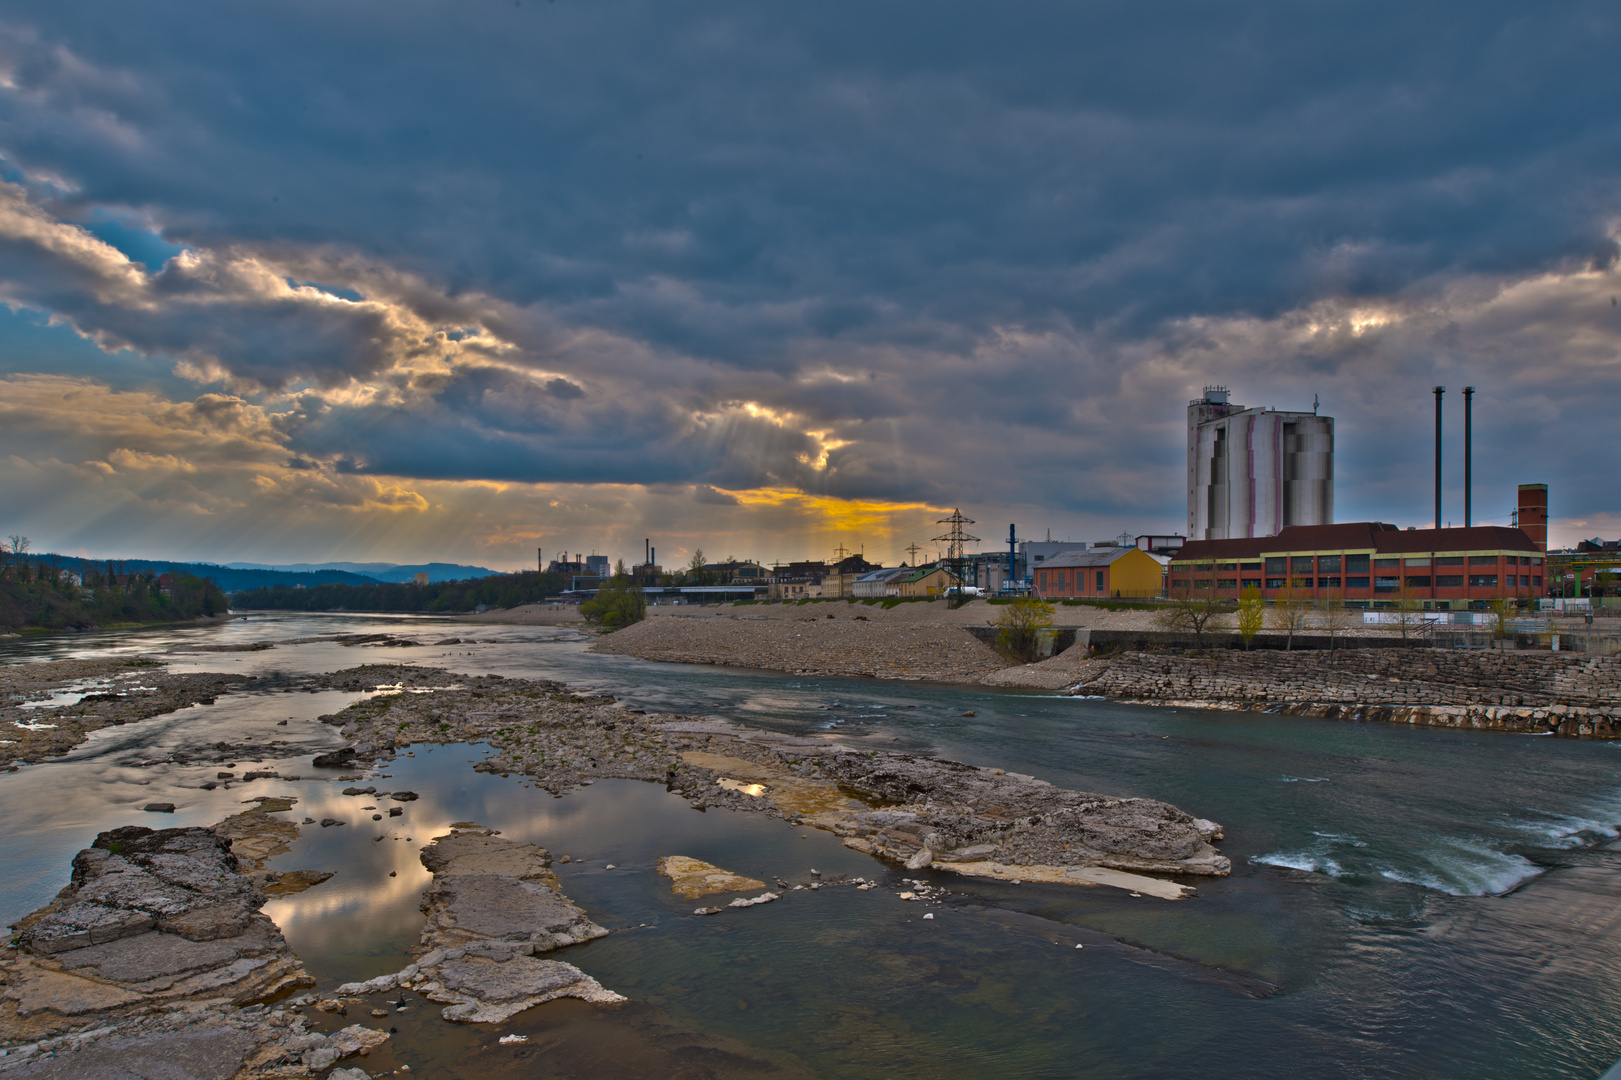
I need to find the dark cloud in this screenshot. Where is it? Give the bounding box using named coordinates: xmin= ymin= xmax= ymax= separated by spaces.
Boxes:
xmin=693 ymin=484 xmax=739 ymax=505
xmin=0 ymin=1 xmax=1619 ymax=542
xmin=543 ymin=377 xmax=585 ymax=400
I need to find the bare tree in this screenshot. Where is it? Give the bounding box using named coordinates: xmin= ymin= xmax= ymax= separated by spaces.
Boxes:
xmin=1489 ymin=586 xmax=1516 ymax=652
xmin=1322 ymin=586 xmax=1351 ymax=651
xmin=1392 ymin=578 xmax=1426 ymax=643
xmin=1157 ymin=559 xmax=1227 ymax=649
xmin=4 ymin=535 xmax=30 ymax=582
xmin=1270 ymin=579 xmax=1312 ymax=650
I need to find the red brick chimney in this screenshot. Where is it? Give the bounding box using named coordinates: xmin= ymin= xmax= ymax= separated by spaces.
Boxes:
xmin=1517 ymin=483 xmax=1548 ymax=552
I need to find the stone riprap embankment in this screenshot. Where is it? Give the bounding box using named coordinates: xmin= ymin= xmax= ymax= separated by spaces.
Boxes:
xmin=1074 ymin=649 xmax=1621 ymax=737
xmin=588 ymin=615 xmax=1010 ymax=682
xmin=313 ymin=665 xmax=1227 ymax=893
xmin=0 ymin=817 xmax=396 ymax=1080
xmin=335 ymin=829 xmax=623 ymax=1023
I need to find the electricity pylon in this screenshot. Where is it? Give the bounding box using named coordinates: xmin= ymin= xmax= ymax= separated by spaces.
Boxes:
xmin=932 ymin=509 xmax=980 ymax=607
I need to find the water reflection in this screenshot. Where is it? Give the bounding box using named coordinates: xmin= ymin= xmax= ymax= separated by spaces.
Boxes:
xmin=4 ymin=613 xmax=1621 ymax=1076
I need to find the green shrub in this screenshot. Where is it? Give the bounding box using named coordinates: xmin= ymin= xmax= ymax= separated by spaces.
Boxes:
xmin=580 ymin=576 xmax=647 ymax=630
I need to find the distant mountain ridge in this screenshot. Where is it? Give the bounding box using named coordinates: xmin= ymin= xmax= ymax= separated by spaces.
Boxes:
xmin=222 ymin=561 xmax=501 ymax=584
xmin=30 ymin=554 xmax=500 ymax=593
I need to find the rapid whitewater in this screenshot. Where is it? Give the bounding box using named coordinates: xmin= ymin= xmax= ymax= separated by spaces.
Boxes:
xmin=4 ymin=611 xmax=1621 ymax=1079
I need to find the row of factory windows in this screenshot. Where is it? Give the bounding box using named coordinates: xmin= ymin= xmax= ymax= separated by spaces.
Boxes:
xmin=1182 ymin=554 xmax=1543 ymax=575
xmin=1189 ymin=575 xmax=1543 ymax=591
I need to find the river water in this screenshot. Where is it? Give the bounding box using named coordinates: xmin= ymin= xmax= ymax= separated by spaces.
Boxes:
xmin=4 ymin=612 xmax=1621 ymax=1079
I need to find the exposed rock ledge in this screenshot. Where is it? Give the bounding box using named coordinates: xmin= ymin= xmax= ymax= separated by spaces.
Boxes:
xmin=307 ymin=665 xmax=1230 ymax=896
xmin=335 ymin=829 xmax=624 ymax=1023
xmin=659 ymin=720 xmax=1229 ymax=895
xmin=0 ymin=811 xmax=391 ymax=1080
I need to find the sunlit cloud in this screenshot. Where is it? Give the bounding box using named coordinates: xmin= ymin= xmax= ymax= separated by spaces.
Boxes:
xmin=1 ymin=4 xmax=1620 ymax=565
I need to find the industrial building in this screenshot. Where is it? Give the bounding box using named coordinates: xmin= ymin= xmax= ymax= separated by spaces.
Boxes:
xmin=1546 ymin=540 xmax=1621 ymax=600
xmin=1187 ymin=386 xmax=1334 ymax=541
xmin=1034 ymin=546 xmax=1164 ymax=600
xmin=1169 ymin=522 xmax=1544 ymax=609
xmin=1516 ymin=484 xmax=1548 ymax=551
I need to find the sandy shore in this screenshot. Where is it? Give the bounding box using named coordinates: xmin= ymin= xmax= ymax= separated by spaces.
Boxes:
xmin=458 ymin=603 xmax=587 ymax=625
xmin=589 ymin=613 xmax=1010 ymax=682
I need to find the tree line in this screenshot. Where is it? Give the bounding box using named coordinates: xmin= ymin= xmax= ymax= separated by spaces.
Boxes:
xmin=230 ymin=571 xmax=569 ymax=612
xmin=1 ymin=536 xmax=228 ymax=631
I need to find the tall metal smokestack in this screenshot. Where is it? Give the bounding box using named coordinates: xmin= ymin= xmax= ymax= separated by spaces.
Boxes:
xmin=1462 ymin=387 xmax=1473 ymax=528
xmin=1007 ymin=524 xmax=1017 ymax=591
xmin=1433 ymin=386 xmax=1445 ymax=529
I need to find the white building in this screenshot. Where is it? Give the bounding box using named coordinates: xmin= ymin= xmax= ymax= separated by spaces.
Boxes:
xmin=851 ymin=567 xmax=912 ymax=598
xmin=1187 ymin=386 xmax=1333 ymax=541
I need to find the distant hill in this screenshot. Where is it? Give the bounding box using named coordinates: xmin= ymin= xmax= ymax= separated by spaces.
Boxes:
xmin=38 ymin=555 xmax=381 ymax=594
xmin=231 ymin=571 xmax=564 ymax=613
xmin=222 ymin=561 xmax=501 ymax=584
xmin=33 ymin=555 xmax=502 ymax=593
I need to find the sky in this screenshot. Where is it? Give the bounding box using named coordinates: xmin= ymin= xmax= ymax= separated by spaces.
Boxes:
xmin=1 ymin=1 xmax=1619 ymax=571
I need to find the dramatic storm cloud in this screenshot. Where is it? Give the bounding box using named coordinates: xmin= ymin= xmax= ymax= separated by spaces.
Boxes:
xmin=1 ymin=1 xmax=1618 ymax=565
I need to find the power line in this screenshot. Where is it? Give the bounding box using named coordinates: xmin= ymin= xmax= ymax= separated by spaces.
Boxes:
xmin=931 ymin=509 xmax=979 ymax=606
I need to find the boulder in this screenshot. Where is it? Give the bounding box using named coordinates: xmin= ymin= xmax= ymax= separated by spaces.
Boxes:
xmin=17 ymin=827 xmax=262 ymax=954
xmin=428 ymin=955 xmax=624 ymax=1023
xmin=655 ymin=856 xmax=766 ymax=899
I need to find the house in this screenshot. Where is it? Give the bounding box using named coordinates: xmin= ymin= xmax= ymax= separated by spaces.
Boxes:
xmin=701 ymin=560 xmax=768 ymax=585
xmin=820 ymin=554 xmax=880 ymax=598
xmin=852 ymin=566 xmax=912 ymax=597
xmin=1034 ymin=547 xmax=1163 ymax=599
xmin=1168 ymin=522 xmax=1544 ymax=610
xmin=892 ymin=566 xmax=958 ymax=598
xmin=770 ymin=560 xmax=829 ymax=600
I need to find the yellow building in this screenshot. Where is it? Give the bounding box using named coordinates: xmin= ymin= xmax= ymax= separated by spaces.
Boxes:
xmin=894 ymin=567 xmax=958 ymax=598
xmin=1034 ymin=546 xmax=1163 ymax=599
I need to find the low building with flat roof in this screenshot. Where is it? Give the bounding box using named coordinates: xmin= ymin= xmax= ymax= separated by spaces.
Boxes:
xmin=1169 ymin=522 xmax=1545 ymax=610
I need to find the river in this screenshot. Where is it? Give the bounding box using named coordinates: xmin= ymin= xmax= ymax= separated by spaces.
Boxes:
xmin=4 ymin=612 xmax=1620 ymax=1079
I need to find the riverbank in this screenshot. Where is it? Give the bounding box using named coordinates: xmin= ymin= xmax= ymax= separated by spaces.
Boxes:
xmin=0 ymin=656 xmax=1231 ymax=1073
xmin=1068 ymin=648 xmax=1621 ymax=737
xmin=587 ymin=612 xmax=1010 ymax=681
xmin=0 ymin=806 xmax=389 ymax=1078
xmin=7 ymin=613 xmax=1621 ymax=1077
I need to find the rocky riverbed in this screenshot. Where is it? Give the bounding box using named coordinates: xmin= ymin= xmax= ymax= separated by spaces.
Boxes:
xmin=333 ymin=829 xmax=623 ymax=1024
xmin=1070 ymin=648 xmax=1621 ymax=737
xmin=0 ymin=810 xmax=398 ymax=1080
xmin=0 ymin=658 xmax=248 ymax=764
xmin=0 ymin=656 xmax=1234 ymax=1075
xmin=311 ymin=665 xmax=1229 ymax=892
